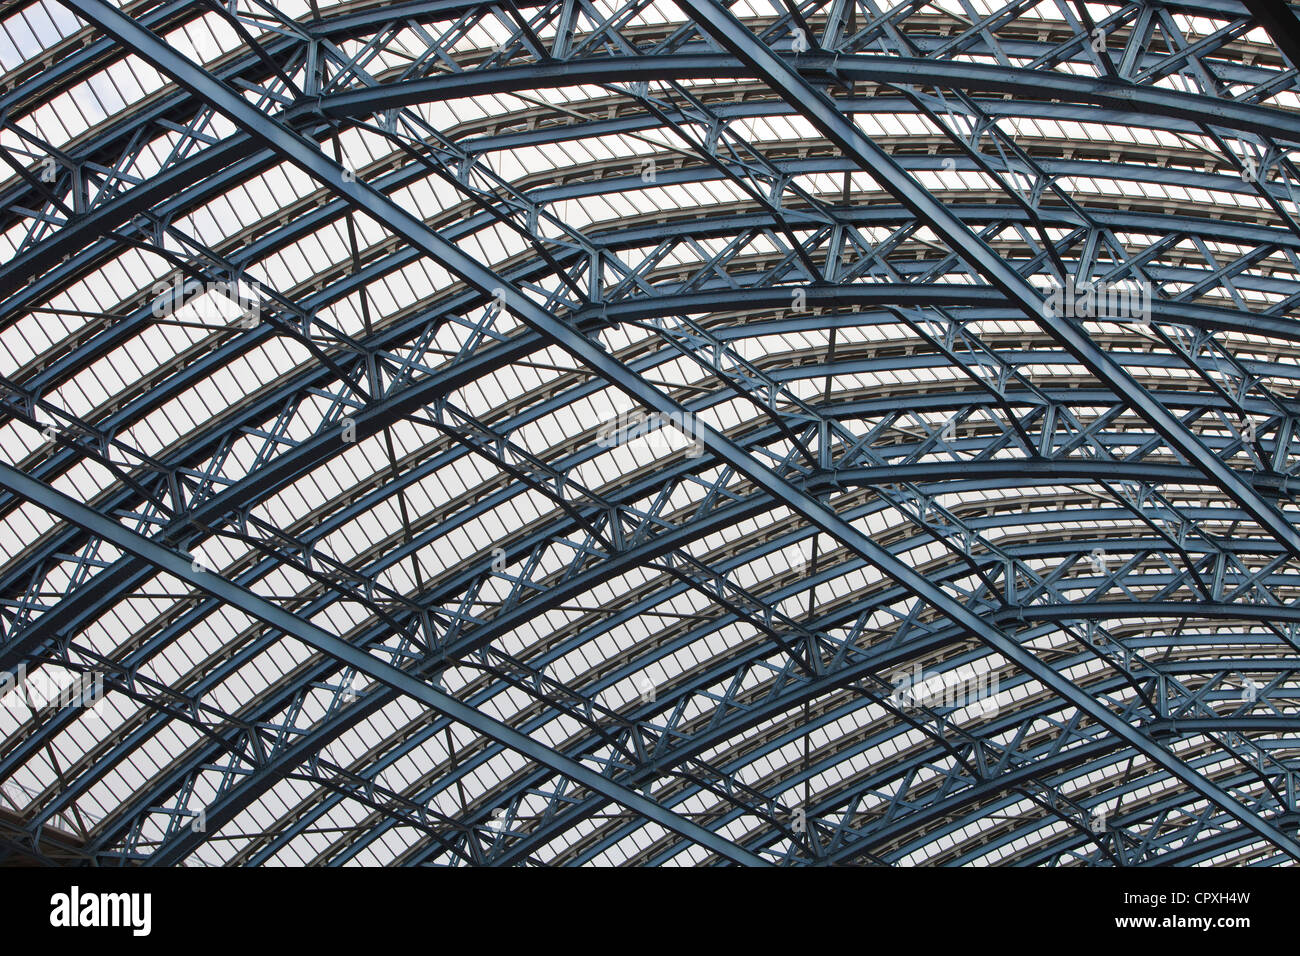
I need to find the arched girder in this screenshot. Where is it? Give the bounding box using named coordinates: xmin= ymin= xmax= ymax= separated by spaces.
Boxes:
xmin=12 ymin=287 xmax=1298 ymax=685
xmin=43 ymin=509 xmax=1300 ymax=868
xmin=10 ymin=197 xmax=1300 ymax=449
xmin=457 ymin=672 xmax=1275 ymax=865
xmin=1002 ymin=774 xmax=1294 ymax=866
xmin=109 ymin=554 xmax=1300 ymax=868
xmin=735 ymin=733 xmax=1290 ymax=866
xmin=8 ymin=125 xmax=1300 ymax=396
xmin=228 ymin=512 xmax=1300 ymax=863
xmin=14 ymin=361 xmax=1289 ymax=803
xmin=18 ymin=435 xmax=1299 ymax=840
xmin=15 ymin=385 xmax=1300 ymax=858
xmin=9 ymin=28 xmax=1298 ymax=250
xmin=8 ymin=0 xmax=1285 ymax=136
xmin=0 ymin=460 xmax=775 ymax=866
xmin=10 ymin=154 xmax=1300 ymax=463
xmin=10 ymin=317 xmax=1300 ymax=848
xmin=243 ymin=613 xmax=1300 ymax=864
xmin=645 ymin=735 xmax=1270 ymax=866
xmin=11 ymin=104 xmax=1300 ymax=312
xmin=3 ymin=0 xmax=1299 ymax=865
xmin=269 ymin=619 xmax=1265 ymax=865
xmin=414 ymin=649 xmax=1295 ymax=865
xmin=10 ymin=23 xmax=1300 ymax=358
xmin=10 ymin=149 xmax=1300 ymax=634
xmin=5 ymin=269 xmax=1294 ymax=621
xmin=25 ymin=538 xmax=1300 ymax=868
xmin=10 ymin=76 xmax=1300 ymax=554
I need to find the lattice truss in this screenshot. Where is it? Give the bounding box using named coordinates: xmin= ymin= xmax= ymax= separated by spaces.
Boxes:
xmin=0 ymin=0 xmax=1298 ymax=866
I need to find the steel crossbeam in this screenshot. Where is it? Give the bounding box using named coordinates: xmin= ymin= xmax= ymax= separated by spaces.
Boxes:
xmin=52 ymin=0 xmax=1300 ymax=862
xmin=0 ymin=460 xmax=769 ymax=866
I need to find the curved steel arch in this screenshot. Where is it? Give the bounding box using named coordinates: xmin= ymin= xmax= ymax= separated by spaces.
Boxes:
xmin=0 ymin=0 xmax=1298 ymax=866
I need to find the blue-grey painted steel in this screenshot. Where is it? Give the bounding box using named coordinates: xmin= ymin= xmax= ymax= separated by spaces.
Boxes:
xmin=0 ymin=460 xmax=769 ymax=867
xmin=2 ymin=0 xmax=1297 ymax=866
xmin=59 ymin=0 xmax=1300 ymax=862
xmin=676 ymin=0 xmax=1300 ymax=559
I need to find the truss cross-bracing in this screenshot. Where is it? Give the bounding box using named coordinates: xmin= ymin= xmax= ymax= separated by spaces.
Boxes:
xmin=0 ymin=0 xmax=1299 ymax=866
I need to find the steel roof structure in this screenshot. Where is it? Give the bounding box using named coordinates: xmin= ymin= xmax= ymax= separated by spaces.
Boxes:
xmin=0 ymin=0 xmax=1299 ymax=867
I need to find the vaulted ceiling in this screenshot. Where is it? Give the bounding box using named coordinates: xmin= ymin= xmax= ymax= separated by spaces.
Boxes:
xmin=0 ymin=0 xmax=1299 ymax=865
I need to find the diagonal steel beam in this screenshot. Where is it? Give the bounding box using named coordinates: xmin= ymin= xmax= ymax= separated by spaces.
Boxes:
xmin=60 ymin=0 xmax=1300 ymax=859
xmin=1240 ymin=0 xmax=1300 ymax=72
xmin=0 ymin=461 xmax=768 ymax=867
xmin=674 ymin=0 xmax=1300 ymax=561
